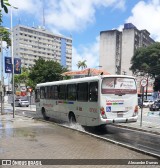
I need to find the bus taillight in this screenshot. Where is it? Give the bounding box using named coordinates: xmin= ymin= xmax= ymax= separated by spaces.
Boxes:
xmin=100 ymin=107 xmax=106 ymax=118
xmin=134 ymin=105 xmax=138 ymax=113
xmin=133 ymin=105 xmax=138 ymax=117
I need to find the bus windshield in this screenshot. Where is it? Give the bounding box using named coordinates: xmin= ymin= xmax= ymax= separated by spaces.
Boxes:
xmin=102 ymin=77 xmax=137 ymax=94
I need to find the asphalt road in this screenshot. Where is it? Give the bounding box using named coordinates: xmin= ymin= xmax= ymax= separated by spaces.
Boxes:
xmin=83 ymin=124 xmax=160 ymax=157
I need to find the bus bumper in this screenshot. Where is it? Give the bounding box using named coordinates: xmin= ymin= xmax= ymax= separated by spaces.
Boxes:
xmin=101 ymin=116 xmax=138 ymax=124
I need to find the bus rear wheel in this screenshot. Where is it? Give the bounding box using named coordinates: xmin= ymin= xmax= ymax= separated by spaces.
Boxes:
xmin=69 ymin=113 xmax=76 ymax=124
xmin=42 ymin=108 xmax=49 ymax=121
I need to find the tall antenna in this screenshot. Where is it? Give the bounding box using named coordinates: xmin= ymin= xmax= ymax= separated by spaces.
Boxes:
xmin=42 ymin=0 xmax=45 ymax=29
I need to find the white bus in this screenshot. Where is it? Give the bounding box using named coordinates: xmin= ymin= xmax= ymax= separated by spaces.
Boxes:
xmin=35 ymin=75 xmax=138 ymax=127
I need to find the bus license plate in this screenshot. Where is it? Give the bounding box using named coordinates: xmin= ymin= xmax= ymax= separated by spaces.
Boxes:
xmin=117 ymin=112 xmax=123 ymax=117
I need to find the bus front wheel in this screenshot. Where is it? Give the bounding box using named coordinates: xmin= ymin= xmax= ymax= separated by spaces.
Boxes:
xmin=42 ymin=108 xmax=49 ymax=121
xmin=69 ymin=113 xmax=76 ymax=124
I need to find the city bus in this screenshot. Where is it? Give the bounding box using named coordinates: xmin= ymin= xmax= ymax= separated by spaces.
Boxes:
xmin=35 ymin=75 xmax=138 ymax=127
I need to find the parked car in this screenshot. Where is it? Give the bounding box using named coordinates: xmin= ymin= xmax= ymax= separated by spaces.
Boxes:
xmin=149 ymin=99 xmax=160 ymax=111
xmin=11 ymin=99 xmax=29 ymax=107
xmin=143 ymin=100 xmax=154 ymax=108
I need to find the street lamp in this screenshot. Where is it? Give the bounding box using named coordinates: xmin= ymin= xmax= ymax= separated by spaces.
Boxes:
xmin=0 ymin=36 xmax=4 ymax=115
xmin=10 ymin=6 xmax=15 ymax=118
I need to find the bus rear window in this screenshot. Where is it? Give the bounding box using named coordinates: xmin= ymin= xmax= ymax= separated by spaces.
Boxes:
xmin=102 ymin=77 xmax=137 ymax=94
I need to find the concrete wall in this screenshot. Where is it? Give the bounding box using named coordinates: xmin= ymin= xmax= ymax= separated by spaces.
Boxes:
xmin=121 ymin=29 xmax=135 ymax=76
xmin=100 ymin=31 xmax=117 ymax=74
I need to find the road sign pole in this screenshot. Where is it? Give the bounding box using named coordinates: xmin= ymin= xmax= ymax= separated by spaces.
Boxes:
xmin=140 ymin=86 xmax=144 ymax=127
xmin=140 ymin=79 xmax=147 ymax=127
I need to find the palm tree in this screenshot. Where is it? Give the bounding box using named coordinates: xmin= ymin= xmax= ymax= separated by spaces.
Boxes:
xmin=77 ymin=60 xmax=87 ymax=70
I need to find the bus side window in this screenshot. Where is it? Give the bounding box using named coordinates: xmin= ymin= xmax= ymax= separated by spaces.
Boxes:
xmin=77 ymin=83 xmax=88 ymax=102
xmin=50 ymin=86 xmax=54 ymax=99
xmin=58 ymin=85 xmax=66 ymax=100
xmin=46 ymin=86 xmax=51 ymax=99
xmin=35 ymin=89 xmax=40 ymax=102
xmin=40 ymin=87 xmax=45 ymax=99
xmin=89 ymin=82 xmax=98 ymax=102
xmin=54 ymin=85 xmax=58 ymax=99
xmin=67 ymin=84 xmax=76 ymax=101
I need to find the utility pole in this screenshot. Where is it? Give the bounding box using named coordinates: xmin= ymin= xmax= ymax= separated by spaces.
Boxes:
xmin=0 ymin=37 xmax=4 ymax=115
xmin=10 ymin=6 xmax=15 ymax=118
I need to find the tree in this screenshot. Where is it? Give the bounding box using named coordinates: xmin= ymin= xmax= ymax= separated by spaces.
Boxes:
xmin=28 ymin=58 xmax=68 ymax=89
xmin=77 ymin=60 xmax=87 ymax=70
xmin=14 ymin=67 xmax=31 ymax=87
xmin=130 ymin=42 xmax=160 ymax=78
xmin=0 ymin=26 xmax=11 ymax=48
xmin=0 ymin=0 xmax=11 ymax=24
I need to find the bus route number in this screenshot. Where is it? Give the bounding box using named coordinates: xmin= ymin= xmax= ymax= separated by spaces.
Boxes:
xmin=89 ymin=108 xmax=97 ymax=113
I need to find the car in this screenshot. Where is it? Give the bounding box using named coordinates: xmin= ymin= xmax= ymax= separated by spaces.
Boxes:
xmin=11 ymin=99 xmax=29 ymax=107
xmin=143 ymin=100 xmax=154 ymax=108
xmin=149 ymin=100 xmax=160 ymax=111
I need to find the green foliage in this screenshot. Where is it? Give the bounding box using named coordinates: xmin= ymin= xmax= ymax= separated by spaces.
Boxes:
xmin=14 ymin=67 xmax=31 ymax=87
xmin=0 ymin=0 xmax=17 ymax=25
xmin=63 ymin=75 xmax=71 ymax=80
xmin=77 ymin=60 xmax=87 ymax=70
xmin=130 ymin=42 xmax=160 ymax=77
xmin=0 ymin=26 xmax=11 ymax=47
xmin=1 ymin=0 xmax=11 ymax=13
xmin=28 ymin=58 xmax=68 ymax=89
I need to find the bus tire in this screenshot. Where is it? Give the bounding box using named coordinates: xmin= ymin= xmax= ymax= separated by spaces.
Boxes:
xmin=69 ymin=112 xmax=76 ymax=124
xmin=42 ymin=108 xmax=49 ymax=121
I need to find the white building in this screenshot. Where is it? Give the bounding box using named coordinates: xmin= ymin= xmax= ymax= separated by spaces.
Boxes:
xmin=100 ymin=23 xmax=155 ymax=75
xmin=13 ymin=25 xmax=72 ymax=70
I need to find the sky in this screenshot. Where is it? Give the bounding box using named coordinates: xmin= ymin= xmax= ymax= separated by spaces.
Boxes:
xmin=2 ymin=0 xmax=160 ymax=70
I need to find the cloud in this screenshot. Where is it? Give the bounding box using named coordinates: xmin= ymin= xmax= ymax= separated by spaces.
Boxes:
xmin=10 ymin=0 xmax=126 ymax=32
xmin=72 ymin=36 xmax=100 ymax=70
xmin=9 ymin=0 xmax=126 ymax=70
xmin=124 ymin=0 xmax=160 ymax=41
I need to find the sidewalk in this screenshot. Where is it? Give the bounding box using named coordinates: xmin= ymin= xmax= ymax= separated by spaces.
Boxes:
xmin=115 ymin=107 xmax=160 ymax=135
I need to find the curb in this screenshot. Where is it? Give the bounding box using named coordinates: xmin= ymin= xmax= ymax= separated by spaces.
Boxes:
xmin=114 ymin=124 xmax=160 ymax=136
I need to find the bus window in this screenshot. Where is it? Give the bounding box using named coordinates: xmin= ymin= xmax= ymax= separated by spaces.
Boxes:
xmin=46 ymin=86 xmax=51 ymax=99
xmin=102 ymin=77 xmax=137 ymax=94
xmin=89 ymin=82 xmax=98 ymax=102
xmin=77 ymin=83 xmax=88 ymax=101
xmin=40 ymin=87 xmax=45 ymax=99
xmin=53 ymin=85 xmax=58 ymax=99
xmin=67 ymin=84 xmax=76 ymax=101
xmin=35 ymin=89 xmax=40 ymax=102
xmin=50 ymin=86 xmax=54 ymax=99
xmin=58 ymin=85 xmax=66 ymax=100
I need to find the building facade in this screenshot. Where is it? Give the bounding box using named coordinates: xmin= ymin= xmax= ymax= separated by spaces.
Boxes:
xmin=100 ymin=23 xmax=155 ymax=75
xmin=13 ymin=25 xmax=72 ymax=70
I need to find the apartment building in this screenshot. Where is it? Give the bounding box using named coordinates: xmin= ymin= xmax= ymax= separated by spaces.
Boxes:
xmin=13 ymin=25 xmax=72 ymax=70
xmin=100 ymin=23 xmax=155 ymax=75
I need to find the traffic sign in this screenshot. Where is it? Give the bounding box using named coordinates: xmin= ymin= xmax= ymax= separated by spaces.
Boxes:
xmin=140 ymin=79 xmax=147 ymax=87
